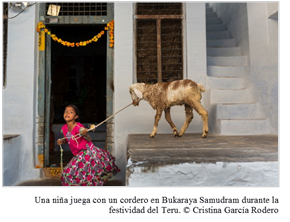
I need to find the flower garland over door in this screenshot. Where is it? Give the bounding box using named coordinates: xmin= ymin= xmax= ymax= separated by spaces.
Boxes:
xmin=37 ymin=20 xmax=114 ymax=48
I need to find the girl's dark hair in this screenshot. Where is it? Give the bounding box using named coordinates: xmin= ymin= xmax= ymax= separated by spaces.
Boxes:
xmin=65 ymin=104 xmax=80 ymax=120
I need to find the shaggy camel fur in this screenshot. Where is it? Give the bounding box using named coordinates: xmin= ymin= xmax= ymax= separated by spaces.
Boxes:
xmin=129 ymin=79 xmax=208 ymax=138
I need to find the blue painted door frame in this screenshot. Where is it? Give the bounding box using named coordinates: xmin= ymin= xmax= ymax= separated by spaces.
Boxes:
xmin=37 ymin=3 xmax=114 ymax=167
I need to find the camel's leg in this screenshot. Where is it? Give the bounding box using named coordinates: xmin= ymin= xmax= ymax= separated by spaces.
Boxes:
xmin=179 ymin=104 xmax=194 ymax=137
xmin=150 ymin=109 xmax=163 ymax=138
xmin=190 ymin=101 xmax=209 ymax=138
xmin=164 ymin=107 xmax=179 ymax=137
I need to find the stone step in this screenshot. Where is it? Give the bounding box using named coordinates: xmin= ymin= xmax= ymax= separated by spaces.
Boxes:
xmin=207 ymin=76 xmax=246 ymax=90
xmin=216 ymin=103 xmax=262 ymax=119
xmin=206 ymin=12 xmax=217 ymax=18
xmin=206 ymin=7 xmax=213 ymax=13
xmin=207 ymin=66 xmax=247 ymax=77
xmin=206 ymin=31 xmax=231 ymax=40
xmin=206 ymin=17 xmax=222 ymax=25
xmin=207 ymin=39 xmax=236 ymax=47
xmin=207 ymin=47 xmax=241 ymax=56
xmin=207 ymin=56 xmax=247 ymax=66
xmin=211 ymin=89 xmax=254 ymax=103
xmin=219 ymin=119 xmax=269 ymax=135
xmin=127 ymin=134 xmax=277 ymax=163
xmin=206 ymin=24 xmax=227 ymax=31
xmin=126 ymin=134 xmax=278 ymax=186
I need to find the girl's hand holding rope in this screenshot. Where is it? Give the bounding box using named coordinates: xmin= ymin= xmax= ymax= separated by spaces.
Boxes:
xmin=56 ymin=102 xmax=133 ymax=172
xmin=57 ymin=138 xmax=66 ymax=146
xmin=80 ymin=128 xmax=91 ymax=141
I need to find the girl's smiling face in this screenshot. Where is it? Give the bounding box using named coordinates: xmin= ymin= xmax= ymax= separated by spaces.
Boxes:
xmin=64 ymin=106 xmax=78 ymax=122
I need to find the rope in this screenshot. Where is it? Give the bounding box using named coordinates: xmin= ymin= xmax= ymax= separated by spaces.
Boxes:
xmin=60 ymin=145 xmax=63 ymax=171
xmin=87 ymin=102 xmax=133 ymax=133
xmin=59 ymin=102 xmax=133 ymax=141
xmin=58 ymin=102 xmax=133 ymax=171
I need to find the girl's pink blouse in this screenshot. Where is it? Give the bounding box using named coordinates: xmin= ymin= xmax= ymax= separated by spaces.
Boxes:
xmin=61 ymin=122 xmax=93 ymax=155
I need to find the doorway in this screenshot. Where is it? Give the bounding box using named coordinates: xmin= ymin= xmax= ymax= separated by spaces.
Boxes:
xmin=47 ymin=25 xmax=107 ymax=166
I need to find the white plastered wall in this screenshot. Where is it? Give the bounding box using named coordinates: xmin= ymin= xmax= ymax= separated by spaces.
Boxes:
xmin=3 ymin=4 xmax=40 ymax=185
xmin=114 ymin=3 xmax=207 ymax=181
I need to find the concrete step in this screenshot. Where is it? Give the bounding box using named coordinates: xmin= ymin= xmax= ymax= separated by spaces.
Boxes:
xmin=207 ymin=47 xmax=241 ymax=56
xmin=206 ymin=24 xmax=227 ymax=31
xmin=206 ymin=12 xmax=217 ymax=18
xmin=207 ymin=76 xmax=246 ymax=90
xmin=207 ymin=56 xmax=247 ymax=66
xmin=127 ymin=134 xmax=278 ymax=186
xmin=216 ymin=103 xmax=262 ymax=119
xmin=206 ymin=31 xmax=231 ymax=40
xmin=211 ymin=88 xmax=254 ymax=103
xmin=207 ymin=66 xmax=247 ymax=77
xmin=219 ymin=119 xmax=269 ymax=135
xmin=207 ymin=39 xmax=236 ymax=47
xmin=206 ymin=17 xmax=222 ymax=25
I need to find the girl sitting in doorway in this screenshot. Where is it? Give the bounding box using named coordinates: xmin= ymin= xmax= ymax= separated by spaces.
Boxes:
xmin=57 ymin=104 xmax=120 ymax=186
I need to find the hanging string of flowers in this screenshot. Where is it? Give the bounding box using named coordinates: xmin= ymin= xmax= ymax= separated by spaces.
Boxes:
xmin=37 ymin=20 xmax=114 ymax=48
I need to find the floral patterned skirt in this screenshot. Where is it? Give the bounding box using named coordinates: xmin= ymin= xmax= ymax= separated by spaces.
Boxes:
xmin=60 ymin=145 xmax=120 ymax=186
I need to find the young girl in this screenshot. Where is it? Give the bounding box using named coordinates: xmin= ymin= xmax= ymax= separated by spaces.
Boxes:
xmin=57 ymin=104 xmax=120 ymax=186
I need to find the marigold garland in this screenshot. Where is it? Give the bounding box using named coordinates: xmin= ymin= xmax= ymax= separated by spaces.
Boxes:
xmin=37 ymin=20 xmax=114 ymax=48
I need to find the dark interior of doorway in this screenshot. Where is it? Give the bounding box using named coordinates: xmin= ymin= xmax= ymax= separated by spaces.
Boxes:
xmin=48 ymin=25 xmax=107 ymax=167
